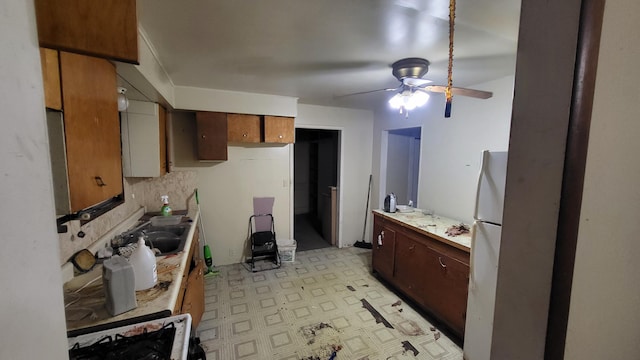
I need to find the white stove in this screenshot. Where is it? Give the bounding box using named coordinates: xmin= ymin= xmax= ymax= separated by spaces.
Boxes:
xmin=67 ymin=313 xmax=192 ymax=359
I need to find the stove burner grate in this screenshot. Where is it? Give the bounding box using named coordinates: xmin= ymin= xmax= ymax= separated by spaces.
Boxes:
xmin=69 ymin=322 xmax=176 ymax=360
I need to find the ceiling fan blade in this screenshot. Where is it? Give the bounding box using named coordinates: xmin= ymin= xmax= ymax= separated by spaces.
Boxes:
xmin=334 ymin=86 xmax=400 ymax=99
xmin=424 ymin=85 xmax=493 ymax=99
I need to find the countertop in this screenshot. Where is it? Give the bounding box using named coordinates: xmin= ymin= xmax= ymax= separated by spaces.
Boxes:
xmin=63 ymin=211 xmax=199 ymax=332
xmin=372 ymin=209 xmax=471 ymax=252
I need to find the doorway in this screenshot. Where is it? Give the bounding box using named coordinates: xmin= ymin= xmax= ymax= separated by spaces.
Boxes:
xmin=385 ymin=127 xmax=421 ymax=207
xmin=294 ymin=128 xmax=340 ymax=251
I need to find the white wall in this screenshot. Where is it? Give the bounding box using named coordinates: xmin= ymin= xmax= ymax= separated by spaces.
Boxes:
xmin=0 ymin=1 xmax=68 ymax=358
xmin=386 ymin=134 xmax=412 ymax=204
xmin=373 ymin=76 xmax=514 ymax=224
xmin=170 ymin=104 xmax=372 ymax=265
xmin=564 ymin=1 xmax=640 ymax=358
xmin=296 ymin=104 xmax=374 ymax=247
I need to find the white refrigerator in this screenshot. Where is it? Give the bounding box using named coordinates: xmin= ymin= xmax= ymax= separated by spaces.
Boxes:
xmin=464 ymin=150 xmax=508 ymax=360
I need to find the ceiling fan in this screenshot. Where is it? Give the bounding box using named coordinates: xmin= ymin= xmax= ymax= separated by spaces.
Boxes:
xmin=338 ymin=0 xmax=493 ymax=117
xmin=337 ymin=57 xmax=493 ymax=116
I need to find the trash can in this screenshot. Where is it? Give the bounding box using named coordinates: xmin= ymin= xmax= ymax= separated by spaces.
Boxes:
xmin=277 ymin=239 xmax=297 ymax=262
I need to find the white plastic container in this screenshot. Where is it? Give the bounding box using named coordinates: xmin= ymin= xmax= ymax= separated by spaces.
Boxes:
xmin=129 ymin=237 xmax=157 ymax=290
xmin=277 ymin=239 xmax=297 ymax=263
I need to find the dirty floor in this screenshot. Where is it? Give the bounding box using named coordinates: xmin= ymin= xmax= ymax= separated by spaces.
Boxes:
xmin=197 ymin=246 xmax=463 ymax=360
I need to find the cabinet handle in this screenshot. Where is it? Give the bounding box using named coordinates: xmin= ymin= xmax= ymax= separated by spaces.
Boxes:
xmin=94 ymin=176 xmax=106 ymax=187
xmin=279 ymin=134 xmax=283 ymax=139
xmin=201 ymin=135 xmax=206 ymax=139
xmin=438 ymin=256 xmax=447 ymax=268
xmin=408 ymin=245 xmax=415 ymax=251
xmin=243 ymin=133 xmax=247 ymax=137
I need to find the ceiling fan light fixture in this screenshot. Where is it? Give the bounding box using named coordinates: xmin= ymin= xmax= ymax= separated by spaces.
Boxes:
xmin=388 ymin=89 xmax=429 ymax=112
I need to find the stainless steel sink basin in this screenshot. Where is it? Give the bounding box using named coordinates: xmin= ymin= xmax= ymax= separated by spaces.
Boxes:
xmin=118 ymin=223 xmax=190 ymax=256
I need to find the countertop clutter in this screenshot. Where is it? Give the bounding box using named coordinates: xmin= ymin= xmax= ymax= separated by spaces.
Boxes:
xmin=372 ymin=209 xmax=471 ymax=251
xmin=63 ymin=212 xmax=199 ymax=332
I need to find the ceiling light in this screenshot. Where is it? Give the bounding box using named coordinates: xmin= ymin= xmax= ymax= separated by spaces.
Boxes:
xmin=388 ymin=89 xmax=429 ymax=114
xmin=117 ymin=87 xmax=129 ymax=112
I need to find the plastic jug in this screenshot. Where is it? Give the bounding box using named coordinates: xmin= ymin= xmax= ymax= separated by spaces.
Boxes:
xmin=129 ymin=237 xmax=157 ymax=290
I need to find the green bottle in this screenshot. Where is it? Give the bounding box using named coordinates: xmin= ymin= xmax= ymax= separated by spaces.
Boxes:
xmin=160 ymin=195 xmax=172 ymax=216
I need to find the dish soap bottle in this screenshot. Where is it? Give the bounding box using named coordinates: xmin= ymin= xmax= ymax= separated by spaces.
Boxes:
xmin=129 ymin=237 xmax=157 ymax=290
xmin=160 ymin=195 xmax=172 ymax=216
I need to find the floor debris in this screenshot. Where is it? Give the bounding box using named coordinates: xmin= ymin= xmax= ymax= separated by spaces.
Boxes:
xmin=361 ymin=299 xmax=394 ymax=329
xmin=300 ymin=322 xmax=338 ymax=345
xmin=401 ymin=340 xmax=420 ymax=356
xmin=347 ymin=285 xmax=356 ymax=291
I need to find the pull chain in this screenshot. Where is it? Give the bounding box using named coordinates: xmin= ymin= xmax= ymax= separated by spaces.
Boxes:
xmin=445 ymin=0 xmax=456 ymax=118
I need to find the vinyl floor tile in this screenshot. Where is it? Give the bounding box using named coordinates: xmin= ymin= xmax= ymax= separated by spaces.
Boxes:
xmin=197 ymin=247 xmax=463 ymax=360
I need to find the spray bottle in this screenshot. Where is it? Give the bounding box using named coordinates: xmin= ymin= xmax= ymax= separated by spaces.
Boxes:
xmin=160 ymin=195 xmax=172 ymax=216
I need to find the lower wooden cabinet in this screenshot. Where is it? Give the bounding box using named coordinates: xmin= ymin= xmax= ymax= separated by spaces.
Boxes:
xmin=372 ymin=212 xmax=470 ymax=338
xmin=173 ymin=226 xmax=205 ymax=329
xmin=372 ymin=219 xmax=395 ymax=280
xmin=181 ymin=259 xmax=205 ymax=329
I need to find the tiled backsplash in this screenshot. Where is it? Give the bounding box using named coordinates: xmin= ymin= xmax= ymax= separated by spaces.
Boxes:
xmin=57 ymin=170 xmax=198 ymax=265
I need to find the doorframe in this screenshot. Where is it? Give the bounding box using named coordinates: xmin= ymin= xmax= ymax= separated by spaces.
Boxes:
xmin=379 ymin=127 xmax=422 ymax=208
xmin=290 ymin=125 xmax=343 ymax=247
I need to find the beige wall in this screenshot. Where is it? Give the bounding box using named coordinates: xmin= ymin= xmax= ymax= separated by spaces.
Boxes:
xmin=564 ymin=0 xmax=640 ymax=358
xmin=1 ymin=1 xmax=68 ymax=358
xmin=170 ymin=104 xmax=373 ymax=266
xmin=57 ymin=172 xmax=198 ymax=264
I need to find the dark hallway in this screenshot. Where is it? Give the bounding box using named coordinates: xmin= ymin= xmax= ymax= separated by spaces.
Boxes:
xmin=293 ymin=128 xmax=339 ymax=252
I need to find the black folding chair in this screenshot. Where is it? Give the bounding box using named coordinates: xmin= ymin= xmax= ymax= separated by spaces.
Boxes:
xmin=244 ymin=214 xmax=281 ymax=272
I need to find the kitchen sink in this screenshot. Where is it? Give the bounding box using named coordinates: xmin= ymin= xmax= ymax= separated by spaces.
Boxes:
xmin=117 ymin=223 xmax=190 ymax=257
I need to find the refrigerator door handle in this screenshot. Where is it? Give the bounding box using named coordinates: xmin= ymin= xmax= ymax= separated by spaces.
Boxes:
xmin=468 ymin=220 xmax=479 ymax=291
xmin=473 ymin=150 xmax=489 ymax=221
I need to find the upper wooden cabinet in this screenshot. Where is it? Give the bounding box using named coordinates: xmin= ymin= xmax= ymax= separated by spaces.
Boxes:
xmin=34 ymin=0 xmax=139 ymax=64
xmin=196 ymin=112 xmax=228 ymax=161
xmin=264 ymin=116 xmax=295 ymax=143
xmin=39 ymin=48 xmax=62 ymax=110
xmin=60 ymin=52 xmax=123 ymax=212
xmin=121 ymin=100 xmax=168 ymax=177
xmin=227 ymin=113 xmax=261 ymax=143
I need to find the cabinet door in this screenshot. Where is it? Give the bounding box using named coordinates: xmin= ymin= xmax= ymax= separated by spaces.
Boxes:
xmin=394 ymin=234 xmax=431 ymax=300
xmin=227 ymin=113 xmax=261 ymax=143
xmin=159 ymin=105 xmax=168 ymax=176
xmin=372 ymin=216 xmax=395 ymax=280
xmin=264 ymin=116 xmax=294 ymax=143
xmin=34 ymin=0 xmax=138 ymax=63
xmin=182 ymin=259 xmax=205 ymax=329
xmin=425 ymin=246 xmax=470 ymax=337
xmin=196 ymin=112 xmax=228 ymax=161
xmin=39 ymin=48 xmax=62 ymax=110
xmin=121 ymin=100 xmax=164 ymax=177
xmin=60 ymin=52 xmax=122 ymax=212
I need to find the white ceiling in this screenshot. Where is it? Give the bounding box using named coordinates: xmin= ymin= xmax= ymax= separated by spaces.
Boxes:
xmin=134 ymin=0 xmax=521 ymax=111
